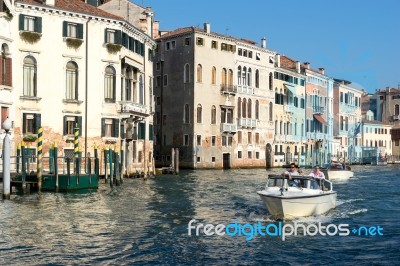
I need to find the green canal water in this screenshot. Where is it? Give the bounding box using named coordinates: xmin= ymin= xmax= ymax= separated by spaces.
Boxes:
xmin=0 ymin=165 xmax=399 ymax=264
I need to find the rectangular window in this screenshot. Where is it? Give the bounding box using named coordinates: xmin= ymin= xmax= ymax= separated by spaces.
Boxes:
xmin=23 ymin=113 xmax=41 ymax=134
xmin=256 ymin=152 xmax=260 ymax=159
xmin=212 ymin=136 xmax=216 ymax=146
xmin=196 ymin=37 xmax=204 ymax=46
xmin=238 ymin=48 xmax=242 ymax=56
xmin=228 ymin=136 xmax=232 ymax=146
xmin=163 ymin=75 xmax=168 ymax=86
xmin=221 ymin=43 xmax=227 ymax=51
xmin=171 ymin=40 xmax=176 ymax=49
xmin=212 ymin=157 xmax=216 ymax=162
xmin=101 ymin=118 xmax=119 ymax=138
xmin=184 ymin=134 xmax=189 ymax=146
xmin=156 ymin=76 xmax=161 ymax=87
xmin=238 ymin=151 xmax=242 ymax=159
xmin=63 ymin=22 xmax=83 ymax=39
xmin=165 ymin=42 xmax=170 ymax=51
xmin=64 ymin=116 xmax=82 ymax=136
xmin=184 ymin=37 xmax=191 ymax=45
xmin=238 ymin=131 xmax=242 ymax=144
xmin=255 ymin=133 xmax=259 ymax=144
xmin=197 ymin=157 xmax=201 ymax=162
xmin=156 ymin=62 xmax=161 ymax=70
xmin=222 ymin=136 xmax=227 ymax=146
xmin=211 ymin=40 xmax=218 ymax=49
xmin=248 ymin=132 xmax=252 ymax=144
xmin=248 ymin=151 xmax=252 ymax=159
xmin=19 ymin=15 xmax=42 ymax=33
xmin=197 ymin=135 xmax=201 ymax=146
xmin=256 ymin=52 xmax=260 ymax=60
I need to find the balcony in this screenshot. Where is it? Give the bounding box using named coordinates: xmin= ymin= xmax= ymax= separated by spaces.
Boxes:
xmin=221 ymin=123 xmax=237 ymax=133
xmin=220 ymin=84 xmax=237 ymax=95
xmin=312 ymin=106 xmax=325 ymax=114
xmin=284 ymin=105 xmax=296 ymax=114
xmin=118 ymin=102 xmax=148 ymax=116
xmin=237 ymin=84 xmax=255 ymax=95
xmin=238 ymin=118 xmax=258 ymax=128
xmin=392 ymin=115 xmax=400 ymax=121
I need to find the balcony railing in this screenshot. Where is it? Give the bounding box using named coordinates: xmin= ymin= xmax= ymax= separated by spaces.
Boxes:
xmin=238 ymin=118 xmax=258 ymax=128
xmin=221 ymin=123 xmax=237 ymax=133
xmin=220 ymin=84 xmax=237 ymax=95
xmin=118 ymin=101 xmax=148 ymax=116
xmin=237 ymin=84 xmax=255 ymax=95
xmin=312 ymin=106 xmax=325 ymax=114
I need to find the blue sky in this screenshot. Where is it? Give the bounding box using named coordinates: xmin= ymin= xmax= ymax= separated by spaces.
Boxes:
xmin=138 ymin=0 xmax=400 ymax=93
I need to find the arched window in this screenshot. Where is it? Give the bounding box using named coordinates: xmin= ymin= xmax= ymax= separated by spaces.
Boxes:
xmin=237 ymin=66 xmax=242 ymax=85
xmin=395 ymin=104 xmax=399 ymax=116
xmin=255 ymin=100 xmax=259 ymax=119
xmin=197 ymin=104 xmax=202 ymax=123
xmin=248 ymin=99 xmax=252 ymax=118
xmin=139 ymin=75 xmax=144 ymax=104
xmin=23 ymin=56 xmax=37 ymax=97
xmin=211 ymin=105 xmax=216 ymax=124
xmin=66 ymin=61 xmax=78 ymax=100
xmin=228 ymin=69 xmax=233 ymax=87
xmin=1 ymin=44 xmax=11 ymax=86
xmin=269 ymin=72 xmax=273 ymax=90
xmin=242 ymin=67 xmax=247 ymax=85
xmin=184 ymin=63 xmax=190 ymax=83
xmin=255 ymin=69 xmax=259 ymax=88
xmin=237 ymin=97 xmax=242 ymax=118
xmin=197 ymin=64 xmax=202 ymax=83
xmin=221 ymin=68 xmax=227 ymax=85
xmin=184 ymin=104 xmax=190 ymax=123
xmin=104 ymin=65 xmax=116 ymax=102
xmin=275 ymin=120 xmax=278 ymax=134
xmin=242 ymin=98 xmax=247 ymax=118
xmin=125 ymin=66 xmax=133 ymax=101
xmin=247 ymin=68 xmax=252 ymax=86
xmin=211 ymin=66 xmax=216 ymax=84
xmin=269 ymin=102 xmax=273 ymax=121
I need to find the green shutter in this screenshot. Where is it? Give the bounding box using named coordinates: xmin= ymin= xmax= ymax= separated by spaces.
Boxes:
xmin=19 ymin=14 xmax=25 ymax=31
xmin=62 ymin=21 xmax=68 ymax=37
xmin=63 ymin=116 xmax=67 ymax=135
xmin=77 ymin=116 xmax=82 ymax=136
xmin=138 ymin=123 xmax=146 ymax=139
xmin=149 ymin=124 xmax=153 ymax=140
xmin=120 ymin=123 xmax=125 ymax=139
xmin=104 ymin=28 xmax=108 ymax=44
xmin=140 ymin=43 xmax=144 ymax=56
xmin=129 ymin=37 xmax=134 ymax=51
xmin=78 ymin=23 xmax=83 ymax=39
xmin=35 ymin=113 xmax=41 ymax=133
xmin=115 ymin=30 xmax=122 ymax=45
xmin=113 ymin=119 xmax=119 ymax=138
xmin=36 ymin=17 xmax=42 ymax=33
xmin=22 ymin=113 xmax=27 ymax=134
xmin=101 ymin=118 xmax=105 ymax=137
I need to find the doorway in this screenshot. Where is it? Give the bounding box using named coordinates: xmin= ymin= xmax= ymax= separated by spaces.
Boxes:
xmin=223 ymin=153 xmax=230 ymax=169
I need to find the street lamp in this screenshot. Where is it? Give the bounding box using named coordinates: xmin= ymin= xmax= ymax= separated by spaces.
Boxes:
xmin=2 ymin=117 xmax=11 ymax=200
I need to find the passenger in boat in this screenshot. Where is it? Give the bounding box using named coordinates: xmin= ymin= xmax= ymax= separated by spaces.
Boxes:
xmin=282 ymin=163 xmax=299 ymax=177
xmin=308 ymin=165 xmax=325 ymax=188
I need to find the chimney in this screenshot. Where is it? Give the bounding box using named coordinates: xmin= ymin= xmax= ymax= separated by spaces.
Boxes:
xmin=296 ymin=61 xmax=301 ymax=73
xmin=304 ymin=62 xmax=310 ymax=69
xmin=275 ymin=54 xmax=281 ymax=68
xmin=318 ymin=68 xmax=325 ymax=75
xmin=204 ymin=23 xmax=210 ymax=33
xmin=46 ymin=0 xmax=55 ymax=6
xmin=261 ymin=37 xmax=267 ymax=48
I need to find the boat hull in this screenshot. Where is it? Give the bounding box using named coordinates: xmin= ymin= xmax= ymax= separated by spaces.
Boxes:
xmin=324 ymin=170 xmax=353 ymax=181
xmin=257 ymin=190 xmax=337 ymax=220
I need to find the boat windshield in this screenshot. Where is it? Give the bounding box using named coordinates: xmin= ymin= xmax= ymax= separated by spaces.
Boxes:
xmin=267 ymin=176 xmax=321 ymax=190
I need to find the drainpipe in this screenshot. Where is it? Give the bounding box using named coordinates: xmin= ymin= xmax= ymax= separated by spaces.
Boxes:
xmin=84 ymin=18 xmax=91 ymax=161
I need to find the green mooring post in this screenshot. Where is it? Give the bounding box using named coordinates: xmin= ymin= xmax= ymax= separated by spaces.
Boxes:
xmin=66 ymin=157 xmax=71 ymax=186
xmin=54 ymin=142 xmax=59 ymax=192
xmin=115 ymin=149 xmax=120 ymax=186
xmin=37 ymin=127 xmax=43 ymax=192
xmin=49 ymin=143 xmax=54 ymax=174
xmin=21 ymin=144 xmax=26 ymax=190
xmin=120 ymin=144 xmax=124 ymax=184
xmin=109 ymin=147 xmax=113 ymax=188
xmin=94 ymin=144 xmax=99 ymax=177
xmin=104 ymin=147 xmax=108 ymax=183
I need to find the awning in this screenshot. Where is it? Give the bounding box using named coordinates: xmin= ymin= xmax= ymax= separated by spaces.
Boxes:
xmin=283 ymin=83 xmax=295 ymax=95
xmin=123 ymin=56 xmax=143 ymax=71
xmin=313 ymin=114 xmax=327 ymax=125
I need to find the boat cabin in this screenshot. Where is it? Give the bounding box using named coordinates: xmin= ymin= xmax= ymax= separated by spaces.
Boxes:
xmin=267 ymin=175 xmax=332 ymax=191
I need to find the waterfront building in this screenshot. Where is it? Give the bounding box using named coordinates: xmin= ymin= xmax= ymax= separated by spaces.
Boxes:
xmin=153 ymin=23 xmax=276 ymax=169
xmin=272 ymin=55 xmax=306 ymax=167
xmin=2 ymin=0 xmax=156 ymax=175
xmin=303 ymin=64 xmax=334 ymax=167
xmin=333 ymin=79 xmax=362 ymax=163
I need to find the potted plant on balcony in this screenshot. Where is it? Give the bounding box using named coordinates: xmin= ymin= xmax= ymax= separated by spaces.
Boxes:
xmin=66 ymin=38 xmax=83 ymax=49
xmin=20 ymin=31 xmax=41 ymax=44
xmin=23 ymin=134 xmax=37 ymax=143
xmin=106 ymin=43 xmax=121 ymax=54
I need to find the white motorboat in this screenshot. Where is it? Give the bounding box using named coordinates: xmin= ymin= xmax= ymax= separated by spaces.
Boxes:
xmin=322 ymin=162 xmax=354 ymax=181
xmin=257 ymin=175 xmax=337 ymax=220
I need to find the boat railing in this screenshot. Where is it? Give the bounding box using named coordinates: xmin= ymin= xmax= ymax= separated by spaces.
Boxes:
xmin=266 ymin=174 xmax=333 ymax=192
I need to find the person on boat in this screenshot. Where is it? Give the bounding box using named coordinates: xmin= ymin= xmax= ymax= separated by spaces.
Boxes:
xmin=308 ymin=165 xmax=325 ymax=180
xmin=282 ymin=163 xmax=299 ymax=177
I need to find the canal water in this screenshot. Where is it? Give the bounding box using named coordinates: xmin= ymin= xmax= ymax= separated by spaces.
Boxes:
xmin=0 ymin=165 xmax=399 ymax=265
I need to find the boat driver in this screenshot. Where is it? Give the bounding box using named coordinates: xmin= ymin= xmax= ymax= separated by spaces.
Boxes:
xmin=308 ymin=165 xmax=326 ymax=188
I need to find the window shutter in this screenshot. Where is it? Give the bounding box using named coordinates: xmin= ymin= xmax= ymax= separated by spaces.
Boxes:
xmin=141 ymin=43 xmax=144 ymax=56
xmin=138 ymin=123 xmax=146 ymax=139
xmin=36 ymin=17 xmax=42 ymax=33
xmin=5 ymin=58 xmax=12 ymax=86
xmin=122 ymin=33 xmax=128 ymax=48
xmin=115 ymin=30 xmax=122 ymax=45
xmin=62 ymin=21 xmax=68 ymax=37
xmin=149 ymin=124 xmax=153 ymax=140
xmin=104 ymin=28 xmax=108 ymax=44
xmin=23 ymin=113 xmax=27 ymax=134
xmin=138 ymin=123 xmax=142 ymax=139
xmin=77 ymin=116 xmax=82 ymax=136
xmin=113 ymin=119 xmax=119 ymax=138
xmin=63 ymin=116 xmax=67 ymax=135
xmin=101 ymin=118 xmax=105 ymax=137
xmin=129 ymin=37 xmax=134 ymax=51
xmin=78 ymin=24 xmax=83 ymax=39
xmin=134 ymin=40 xmax=139 ymax=53
xmin=35 ymin=113 xmax=41 ymax=133
xmin=120 ymin=123 xmax=125 ymax=139
xmin=19 ymin=14 xmax=25 ymax=30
